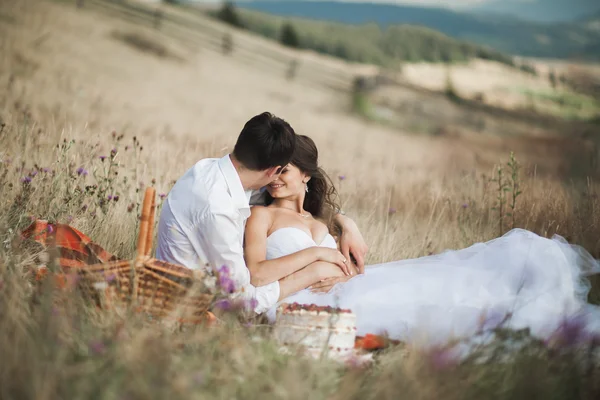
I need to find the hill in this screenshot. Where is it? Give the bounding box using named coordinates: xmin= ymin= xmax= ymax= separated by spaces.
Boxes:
xmin=211 ymin=6 xmax=516 ymax=67
xmin=237 ymin=1 xmax=600 ymax=59
xmin=470 ymin=0 xmax=600 ymax=23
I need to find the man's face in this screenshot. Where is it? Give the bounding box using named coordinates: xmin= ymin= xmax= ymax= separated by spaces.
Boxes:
xmin=249 ymin=166 xmax=284 ymax=191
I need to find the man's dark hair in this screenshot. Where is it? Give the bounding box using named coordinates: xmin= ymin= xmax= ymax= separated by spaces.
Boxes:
xmin=233 ymin=112 xmax=296 ymax=171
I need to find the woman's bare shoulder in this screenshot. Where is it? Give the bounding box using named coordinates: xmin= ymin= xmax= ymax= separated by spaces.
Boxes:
xmin=248 ymin=205 xmax=276 ymax=223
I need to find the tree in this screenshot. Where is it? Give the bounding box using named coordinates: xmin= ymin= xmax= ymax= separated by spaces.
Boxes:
xmin=217 ymin=1 xmax=244 ymax=29
xmin=280 ymin=22 xmax=300 ymax=49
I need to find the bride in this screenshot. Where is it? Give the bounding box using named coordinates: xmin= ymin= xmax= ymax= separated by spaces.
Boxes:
xmin=243 ymin=135 xmax=600 ymax=346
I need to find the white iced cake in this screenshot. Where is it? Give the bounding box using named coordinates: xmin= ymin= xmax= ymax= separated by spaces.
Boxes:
xmin=273 ymin=303 xmax=357 ymax=358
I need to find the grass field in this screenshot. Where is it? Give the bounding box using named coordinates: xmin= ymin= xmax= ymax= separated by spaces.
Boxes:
xmin=1 ymin=0 xmax=600 ymax=398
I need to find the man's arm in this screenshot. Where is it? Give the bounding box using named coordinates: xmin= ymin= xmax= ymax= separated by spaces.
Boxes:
xmin=334 ymin=213 xmax=369 ymax=274
xmin=201 ymin=210 xmax=279 ymax=314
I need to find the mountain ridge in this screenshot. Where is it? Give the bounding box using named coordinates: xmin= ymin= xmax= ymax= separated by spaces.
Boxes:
xmin=238 ymin=1 xmax=600 ymax=59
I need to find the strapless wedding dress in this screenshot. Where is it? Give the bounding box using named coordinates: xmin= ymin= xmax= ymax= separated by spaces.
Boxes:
xmin=265 ymin=227 xmax=600 ymax=346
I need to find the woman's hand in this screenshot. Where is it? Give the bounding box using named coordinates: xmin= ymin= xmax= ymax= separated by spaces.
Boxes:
xmin=310 ymin=276 xmax=351 ymax=293
xmin=315 ymin=247 xmax=352 ymax=276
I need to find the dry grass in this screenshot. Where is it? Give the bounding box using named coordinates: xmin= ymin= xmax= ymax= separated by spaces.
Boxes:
xmin=1 ymin=0 xmax=600 ymax=398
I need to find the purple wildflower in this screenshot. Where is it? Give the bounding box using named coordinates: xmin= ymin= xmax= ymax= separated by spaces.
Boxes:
xmin=99 ymin=155 xmax=107 ymax=161
xmin=217 ymin=265 xmax=236 ymax=293
xmin=159 ymin=193 xmax=166 ymax=200
xmin=29 ymin=170 xmax=38 ymax=177
xmin=218 ymin=265 xmax=230 ymax=276
xmin=462 ymin=203 xmax=469 ymax=209
xmin=76 ymin=167 xmax=88 ymax=176
xmin=247 ymin=298 xmax=258 ymax=310
xmin=66 ymin=215 xmax=73 ymax=223
xmin=219 ymin=275 xmax=236 ymax=294
xmin=105 ymin=273 xmax=116 ymax=283
xmin=338 ymin=175 xmax=346 ymax=181
xmin=88 ymin=340 xmax=106 ymax=355
xmin=214 ymin=299 xmax=232 ymax=311
xmin=42 ymin=168 xmax=50 ymax=173
xmin=107 ymin=195 xmax=113 ymax=201
xmin=20 ymin=176 xmax=32 ymax=184
xmin=388 ymin=207 xmax=397 ymax=215
xmin=547 ymin=314 xmax=590 ymax=349
xmin=47 ymin=225 xmax=54 ymax=234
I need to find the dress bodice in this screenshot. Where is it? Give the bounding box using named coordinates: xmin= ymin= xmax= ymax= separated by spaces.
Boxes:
xmin=266 ymin=227 xmax=337 ymax=260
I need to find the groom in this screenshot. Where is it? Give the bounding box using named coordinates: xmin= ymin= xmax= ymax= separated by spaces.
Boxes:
xmin=156 ymin=112 xmax=368 ymax=313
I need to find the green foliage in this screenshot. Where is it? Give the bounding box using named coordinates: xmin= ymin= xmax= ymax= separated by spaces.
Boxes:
xmin=518 ymin=61 xmax=538 ymax=76
xmin=444 ymin=68 xmax=460 ymax=102
xmin=212 ymin=8 xmax=516 ymax=67
xmin=216 ymin=1 xmax=244 ymax=29
xmin=490 ymin=152 xmax=522 ymax=236
xmin=280 ymin=22 xmax=300 ymax=48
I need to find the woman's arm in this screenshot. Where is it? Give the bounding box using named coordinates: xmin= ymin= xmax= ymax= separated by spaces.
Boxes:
xmin=278 ymin=261 xmax=346 ymax=300
xmin=244 ymin=207 xmax=349 ymax=286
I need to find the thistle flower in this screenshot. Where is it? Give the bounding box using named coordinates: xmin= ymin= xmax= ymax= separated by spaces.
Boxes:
xmin=546 ymin=314 xmax=590 ymax=349
xmin=338 ymin=175 xmax=346 ymax=181
xmin=20 ymin=176 xmax=32 ymax=184
xmin=217 ymin=265 xmax=236 ymax=293
xmin=213 ymin=298 xmax=232 ymax=311
xmin=159 ymin=193 xmax=167 ymax=200
xmin=388 ymin=207 xmax=397 ymax=215
xmin=99 ymin=155 xmax=107 ymax=161
xmin=76 ymin=167 xmax=88 ymax=176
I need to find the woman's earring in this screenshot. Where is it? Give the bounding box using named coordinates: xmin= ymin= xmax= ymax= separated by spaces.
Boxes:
xmin=305 ymin=183 xmax=309 ymax=193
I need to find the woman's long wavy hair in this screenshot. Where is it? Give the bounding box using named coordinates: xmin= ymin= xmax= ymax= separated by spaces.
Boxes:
xmin=266 ymin=135 xmax=340 ymax=229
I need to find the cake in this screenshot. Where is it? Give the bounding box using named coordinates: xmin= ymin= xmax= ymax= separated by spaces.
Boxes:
xmin=273 ymin=303 xmax=357 ymax=359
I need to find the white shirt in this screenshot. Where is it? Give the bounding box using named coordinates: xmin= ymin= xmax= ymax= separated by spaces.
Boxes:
xmin=156 ymin=155 xmax=279 ymax=314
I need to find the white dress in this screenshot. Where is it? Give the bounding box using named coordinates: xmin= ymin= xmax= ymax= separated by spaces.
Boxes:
xmin=265 ymin=227 xmax=600 ymax=346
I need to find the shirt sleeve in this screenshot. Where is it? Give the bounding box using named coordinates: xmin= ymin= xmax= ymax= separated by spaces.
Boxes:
xmin=201 ymin=210 xmax=280 ymax=314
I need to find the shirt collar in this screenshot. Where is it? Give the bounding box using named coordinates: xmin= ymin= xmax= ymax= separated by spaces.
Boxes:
xmin=218 ymin=154 xmax=251 ymax=217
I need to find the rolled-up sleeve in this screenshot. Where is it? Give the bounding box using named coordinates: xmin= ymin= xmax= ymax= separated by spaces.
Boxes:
xmin=200 ymin=210 xmax=279 ymax=314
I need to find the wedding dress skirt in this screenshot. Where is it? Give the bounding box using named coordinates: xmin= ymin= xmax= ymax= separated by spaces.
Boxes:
xmin=265 ymin=227 xmax=600 ymax=346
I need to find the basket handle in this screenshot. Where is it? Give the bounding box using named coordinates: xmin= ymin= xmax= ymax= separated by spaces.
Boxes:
xmin=137 ymin=187 xmax=156 ymax=258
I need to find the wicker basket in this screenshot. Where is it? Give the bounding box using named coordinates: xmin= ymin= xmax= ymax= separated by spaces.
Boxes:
xmin=74 ymin=188 xmax=215 ymax=324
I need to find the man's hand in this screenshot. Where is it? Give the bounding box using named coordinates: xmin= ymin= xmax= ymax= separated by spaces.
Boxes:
xmin=309 ymin=276 xmax=351 ymax=293
xmin=336 ymin=214 xmax=369 ymax=274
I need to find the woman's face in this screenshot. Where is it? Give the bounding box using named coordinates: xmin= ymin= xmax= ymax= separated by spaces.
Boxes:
xmin=266 ymin=163 xmax=309 ymax=199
